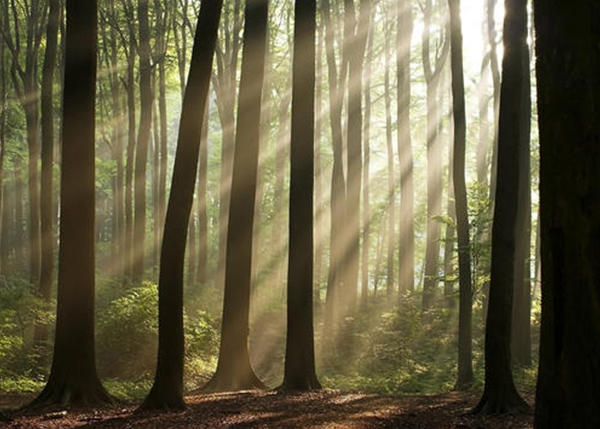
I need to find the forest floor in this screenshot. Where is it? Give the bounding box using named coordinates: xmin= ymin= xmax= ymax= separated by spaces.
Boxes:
xmin=0 ymin=389 xmax=534 ymax=429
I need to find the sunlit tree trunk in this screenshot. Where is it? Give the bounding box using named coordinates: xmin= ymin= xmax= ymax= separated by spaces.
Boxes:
xmin=204 ymin=0 xmax=268 ymax=392
xmin=29 ymin=0 xmax=112 ymax=407
xmin=322 ymin=0 xmax=347 ymax=333
xmin=361 ymin=5 xmax=374 ymax=307
xmin=197 ymin=105 xmax=209 ymax=285
xmin=132 ymin=0 xmax=154 ymax=281
xmin=122 ymin=2 xmax=137 ymax=281
xmin=383 ymin=8 xmax=394 ymax=298
xmin=214 ymin=0 xmax=243 ymax=291
xmin=139 ymin=0 xmax=223 ymax=410
xmin=0 ymin=39 xmax=6 ymax=273
xmin=421 ymin=0 xmax=449 ymax=312
xmin=472 ymin=0 xmax=530 ymax=413
xmin=397 ymin=0 xmax=415 ymax=295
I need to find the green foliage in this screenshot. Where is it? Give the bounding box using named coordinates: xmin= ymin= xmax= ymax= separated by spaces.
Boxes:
xmin=97 ymin=281 xmax=159 ymax=379
xmin=0 ymin=276 xmax=54 ymax=381
xmin=95 ymin=281 xmax=218 ymax=388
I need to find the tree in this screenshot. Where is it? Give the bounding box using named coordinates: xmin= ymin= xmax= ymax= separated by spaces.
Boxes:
xmin=447 ymin=0 xmax=474 ymax=390
xmin=35 ymin=0 xmax=60 ymax=352
xmin=2 ymin=0 xmax=45 ymax=287
xmin=472 ymin=0 xmax=530 ymax=414
xmin=29 ymin=0 xmax=112 ymax=407
xmin=132 ymin=0 xmax=154 ymax=280
xmin=534 ymin=0 xmax=600 ymax=427
xmin=421 ymin=0 xmax=450 ymax=312
xmin=203 ymin=0 xmax=268 ymax=392
xmin=511 ymin=29 xmax=532 ymax=366
xmin=397 ymin=0 xmax=415 ymax=294
xmin=322 ymin=0 xmax=348 ymax=332
xmin=280 ymin=0 xmax=321 ymax=392
xmin=139 ymin=0 xmax=223 ymax=410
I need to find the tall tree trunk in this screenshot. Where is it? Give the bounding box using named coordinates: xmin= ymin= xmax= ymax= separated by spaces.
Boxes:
xmin=123 ymin=14 xmax=137 ymax=281
xmin=29 ymin=0 xmax=112 ymax=407
xmin=35 ymin=0 xmax=59 ymax=353
xmin=421 ymin=0 xmax=449 ymax=312
xmin=139 ymin=0 xmax=223 ymax=410
xmin=197 ymin=104 xmax=209 ymax=285
xmin=511 ymin=40 xmax=532 ymax=367
xmin=280 ymin=0 xmax=321 ymax=392
xmin=448 ymin=0 xmax=474 ymax=391
xmin=534 ymin=0 xmax=600 ymax=426
xmin=203 ymin=0 xmax=268 ymax=392
xmin=383 ymin=10 xmax=394 ymax=298
xmin=133 ymin=0 xmax=154 ymax=281
xmin=214 ymin=0 xmax=243 ymax=291
xmin=472 ymin=0 xmax=530 ymax=413
xmin=397 ymin=0 xmax=415 ymax=295
xmin=343 ymin=0 xmax=368 ymax=316
xmin=361 ymin=5 xmax=374 ymax=307
xmin=322 ymin=0 xmax=347 ymax=333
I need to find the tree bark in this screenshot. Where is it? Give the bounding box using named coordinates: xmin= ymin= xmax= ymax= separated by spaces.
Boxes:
xmin=534 ymin=0 xmax=600 ymax=427
xmin=447 ymin=0 xmax=474 ymax=391
xmin=139 ymin=0 xmax=223 ymax=410
xmin=280 ymin=0 xmax=321 ymax=392
xmin=203 ymin=0 xmax=268 ymax=392
xmin=29 ymin=0 xmax=112 ymax=407
xmin=472 ymin=0 xmax=530 ymax=413
xmin=397 ymin=0 xmax=415 ymax=295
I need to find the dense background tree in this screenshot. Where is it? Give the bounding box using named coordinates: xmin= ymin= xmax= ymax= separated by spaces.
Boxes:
xmin=534 ymin=0 xmax=600 ymax=427
xmin=29 ymin=0 xmax=112 ymax=407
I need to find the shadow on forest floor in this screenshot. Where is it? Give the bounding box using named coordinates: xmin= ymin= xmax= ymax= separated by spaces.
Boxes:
xmin=1 ymin=389 xmax=534 ymax=428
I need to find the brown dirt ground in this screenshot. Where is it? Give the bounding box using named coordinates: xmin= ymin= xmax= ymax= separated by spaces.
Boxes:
xmin=0 ymin=390 xmax=534 ymax=429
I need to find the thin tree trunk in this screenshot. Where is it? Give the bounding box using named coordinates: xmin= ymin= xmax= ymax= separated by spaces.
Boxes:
xmin=448 ymin=0 xmax=474 ymax=390
xmin=397 ymin=0 xmax=414 ymax=295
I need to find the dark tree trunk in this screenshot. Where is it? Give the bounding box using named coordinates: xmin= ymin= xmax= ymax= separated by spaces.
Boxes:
xmin=203 ymin=0 xmax=268 ymax=392
xmin=511 ymin=41 xmax=532 ymax=367
xmin=397 ymin=0 xmax=414 ymax=294
xmin=139 ymin=0 xmax=223 ymax=410
xmin=534 ymin=0 xmax=600 ymax=427
xmin=29 ymin=0 xmax=112 ymax=407
xmin=472 ymin=0 xmax=530 ymax=414
xmin=280 ymin=0 xmax=321 ymax=392
xmin=447 ymin=0 xmax=474 ymax=391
